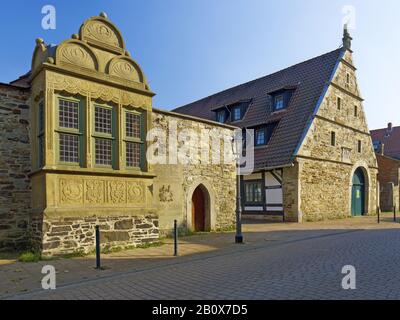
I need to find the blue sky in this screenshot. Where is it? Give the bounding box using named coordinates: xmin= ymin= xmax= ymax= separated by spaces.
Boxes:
xmin=1 ymin=0 xmax=398 ymax=129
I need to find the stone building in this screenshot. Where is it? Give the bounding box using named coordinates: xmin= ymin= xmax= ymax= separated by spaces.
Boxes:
xmin=0 ymin=13 xmax=236 ymax=255
xmin=371 ymin=124 xmax=400 ymax=212
xmin=174 ymin=27 xmax=378 ymax=222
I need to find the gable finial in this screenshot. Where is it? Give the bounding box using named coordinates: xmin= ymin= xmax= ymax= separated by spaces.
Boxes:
xmin=342 ymin=23 xmax=352 ymax=50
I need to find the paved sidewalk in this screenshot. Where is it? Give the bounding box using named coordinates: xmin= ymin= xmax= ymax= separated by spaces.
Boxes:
xmin=1 ymin=213 xmax=399 ymax=299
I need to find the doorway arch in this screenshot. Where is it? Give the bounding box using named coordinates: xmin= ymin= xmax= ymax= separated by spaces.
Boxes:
xmin=351 ymin=167 xmax=366 ymax=216
xmin=186 ymin=181 xmax=215 ymax=232
xmin=192 ymin=186 xmax=206 ymax=231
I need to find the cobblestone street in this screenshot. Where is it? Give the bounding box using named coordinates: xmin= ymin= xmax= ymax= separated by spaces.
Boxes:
xmin=2 ymin=215 xmax=400 ymax=300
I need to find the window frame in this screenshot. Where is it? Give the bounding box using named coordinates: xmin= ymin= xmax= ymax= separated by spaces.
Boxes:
xmin=216 ymin=110 xmax=226 ymax=123
xmin=123 ymin=108 xmax=145 ymax=170
xmin=37 ymin=101 xmax=45 ymax=168
xmin=274 ymin=94 xmax=284 ymax=111
xmin=55 ymin=95 xmax=85 ymax=166
xmin=331 ymin=131 xmax=336 ymax=147
xmin=244 ymin=180 xmax=263 ymax=205
xmin=231 ymin=105 xmax=242 ymax=122
xmin=255 ymin=127 xmax=266 ymax=146
xmin=337 ymin=96 xmax=342 ymax=110
xmin=92 ymin=103 xmax=116 ymax=168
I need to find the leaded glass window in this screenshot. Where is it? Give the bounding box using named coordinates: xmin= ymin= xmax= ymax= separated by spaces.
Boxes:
xmin=59 ymin=133 xmax=79 ymax=163
xmin=59 ymin=99 xmax=79 ymax=129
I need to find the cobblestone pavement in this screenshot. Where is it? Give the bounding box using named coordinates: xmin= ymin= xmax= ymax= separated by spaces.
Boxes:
xmin=2 ymin=214 xmax=400 ymax=300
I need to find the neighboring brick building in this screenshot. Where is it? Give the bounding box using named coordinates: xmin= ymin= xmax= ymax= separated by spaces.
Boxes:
xmin=174 ymin=27 xmax=379 ymax=222
xmin=371 ymin=123 xmax=400 ymax=160
xmin=0 ymin=13 xmax=237 ymax=255
xmin=371 ymin=124 xmax=400 ymax=211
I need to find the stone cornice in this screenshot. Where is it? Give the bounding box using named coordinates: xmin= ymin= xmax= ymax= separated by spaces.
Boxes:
xmin=330 ymin=82 xmax=364 ymax=101
xmin=295 ymin=155 xmax=379 ymax=170
xmin=314 ymin=114 xmax=371 ymax=136
xmin=31 ymin=63 xmax=156 ymax=98
xmin=29 ymin=167 xmax=157 ymax=179
xmin=340 ymin=58 xmax=357 ymax=71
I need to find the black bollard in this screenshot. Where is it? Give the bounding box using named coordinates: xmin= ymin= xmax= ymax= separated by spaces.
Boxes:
xmin=95 ymin=225 xmax=101 ymax=269
xmin=394 ymin=206 xmax=397 ymax=222
xmin=174 ymin=219 xmax=178 ymax=256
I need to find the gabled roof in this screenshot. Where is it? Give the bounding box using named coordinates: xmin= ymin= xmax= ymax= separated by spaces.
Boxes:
xmin=371 ymin=125 xmax=400 ymax=160
xmin=173 ymin=48 xmax=344 ymax=170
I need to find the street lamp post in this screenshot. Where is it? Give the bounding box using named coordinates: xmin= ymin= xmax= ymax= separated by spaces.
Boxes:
xmin=233 ymin=132 xmax=243 ymax=244
xmin=235 ymin=171 xmax=243 ymax=243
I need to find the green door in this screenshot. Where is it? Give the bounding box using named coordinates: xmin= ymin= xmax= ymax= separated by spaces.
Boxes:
xmin=351 ymin=168 xmax=365 ymax=216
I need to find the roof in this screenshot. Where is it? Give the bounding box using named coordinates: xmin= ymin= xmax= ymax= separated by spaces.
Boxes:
xmin=371 ymin=126 xmax=400 ymax=160
xmin=173 ymin=48 xmax=344 ymax=170
xmin=152 ymin=108 xmax=238 ymax=130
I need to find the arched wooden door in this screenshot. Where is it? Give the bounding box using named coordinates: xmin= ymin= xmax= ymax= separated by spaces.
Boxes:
xmin=192 ymin=186 xmax=205 ymax=231
xmin=351 ymin=168 xmax=365 ymax=216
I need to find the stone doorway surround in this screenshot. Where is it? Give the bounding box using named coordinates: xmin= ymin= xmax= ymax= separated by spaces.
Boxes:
xmin=349 ymin=160 xmax=371 ymax=215
xmin=185 ymin=179 xmax=216 ymax=232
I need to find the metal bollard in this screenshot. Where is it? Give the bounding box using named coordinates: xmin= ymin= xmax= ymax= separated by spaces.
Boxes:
xmin=394 ymin=206 xmax=397 ymax=222
xmin=174 ymin=219 xmax=178 ymax=256
xmin=95 ymin=225 xmax=101 ymax=269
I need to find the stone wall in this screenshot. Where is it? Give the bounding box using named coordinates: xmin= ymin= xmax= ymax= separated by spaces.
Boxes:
xmin=151 ymin=110 xmax=237 ymax=233
xmin=31 ymin=214 xmax=158 ymax=256
xmin=282 ymin=163 xmax=301 ymax=222
xmin=376 ymin=153 xmax=400 ymax=211
xmin=0 ymin=84 xmax=31 ymax=251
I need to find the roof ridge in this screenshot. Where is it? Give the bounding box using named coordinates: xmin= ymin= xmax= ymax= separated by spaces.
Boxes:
xmin=175 ymin=47 xmax=343 ymax=110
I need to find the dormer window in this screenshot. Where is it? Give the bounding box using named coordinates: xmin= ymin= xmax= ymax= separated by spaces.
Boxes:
xmin=269 ymin=87 xmax=295 ymax=112
xmin=232 ymin=106 xmax=242 ymax=121
xmin=252 ymin=122 xmax=278 ymax=146
xmin=274 ymin=95 xmax=284 ymax=111
xmin=216 ymin=110 xmax=226 ymax=123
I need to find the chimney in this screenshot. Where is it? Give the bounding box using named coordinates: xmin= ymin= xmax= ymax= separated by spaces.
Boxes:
xmin=388 ymin=122 xmax=393 ymax=132
xmin=342 ymin=24 xmax=353 ymax=51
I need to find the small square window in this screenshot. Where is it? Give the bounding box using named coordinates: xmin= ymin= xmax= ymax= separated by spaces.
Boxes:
xmin=274 ymin=95 xmax=284 ymax=110
xmin=59 ymin=99 xmax=79 ymax=129
xmin=232 ymin=106 xmax=241 ymax=121
xmin=358 ymin=140 xmax=362 ymax=153
xmin=337 ymin=97 xmax=341 ymax=110
xmin=59 ymin=133 xmax=79 ymax=163
xmin=354 ymin=105 xmax=358 ymax=117
xmin=126 ymin=112 xmax=141 ymax=138
xmin=95 ymin=138 xmax=112 ymax=166
xmin=245 ymin=181 xmax=262 ymax=204
xmin=95 ymin=106 xmax=112 ymax=134
xmin=331 ymin=131 xmax=336 ymax=146
xmin=255 ymin=128 xmax=266 ymax=146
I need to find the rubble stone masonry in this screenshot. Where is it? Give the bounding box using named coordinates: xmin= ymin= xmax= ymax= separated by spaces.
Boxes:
xmin=0 ymin=85 xmax=31 ymax=251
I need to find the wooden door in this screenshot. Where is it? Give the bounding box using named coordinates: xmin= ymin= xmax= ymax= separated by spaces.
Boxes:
xmin=192 ymin=187 xmax=205 ymax=231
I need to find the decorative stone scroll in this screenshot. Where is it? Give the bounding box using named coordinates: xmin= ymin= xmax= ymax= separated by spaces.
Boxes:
xmin=59 ymin=177 xmax=146 ymax=206
xmin=79 ymin=17 xmax=125 ymax=50
xmin=57 ymin=41 xmax=98 ymax=71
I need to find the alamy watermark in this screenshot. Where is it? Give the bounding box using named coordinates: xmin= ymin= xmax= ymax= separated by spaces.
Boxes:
xmin=341 ymin=265 xmax=356 ymax=290
xmin=41 ymin=265 xmax=56 ymax=290
xmin=42 ymin=5 xmax=56 ymax=30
